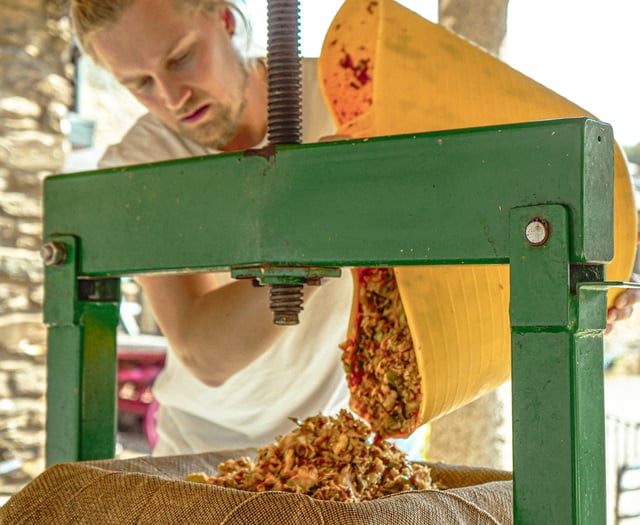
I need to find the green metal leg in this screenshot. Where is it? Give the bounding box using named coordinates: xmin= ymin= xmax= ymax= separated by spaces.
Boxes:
xmin=44 ymin=235 xmax=120 ymax=466
xmin=510 ymin=205 xmax=607 ymax=524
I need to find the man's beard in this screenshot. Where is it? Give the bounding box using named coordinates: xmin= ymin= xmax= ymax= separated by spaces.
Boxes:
xmin=181 ymin=96 xmax=247 ymax=149
xmin=179 ymin=57 xmax=250 ymax=149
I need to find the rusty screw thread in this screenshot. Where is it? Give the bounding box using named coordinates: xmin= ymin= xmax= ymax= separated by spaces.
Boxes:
xmin=270 ymin=284 xmax=304 ymax=325
xmin=267 ymin=0 xmax=302 ymax=145
xmin=266 ymin=0 xmax=304 ymax=324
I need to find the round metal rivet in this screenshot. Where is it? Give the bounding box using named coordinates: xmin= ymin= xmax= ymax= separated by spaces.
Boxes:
xmin=525 ymin=218 xmax=550 ymax=247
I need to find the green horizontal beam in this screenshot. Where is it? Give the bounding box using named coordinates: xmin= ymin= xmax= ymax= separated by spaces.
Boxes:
xmin=44 ymin=118 xmax=613 ymax=276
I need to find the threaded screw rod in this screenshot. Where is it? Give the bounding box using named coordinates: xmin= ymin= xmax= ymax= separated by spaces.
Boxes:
xmin=267 ymin=0 xmax=302 ymax=145
xmin=266 ymin=0 xmax=304 ymax=324
xmin=270 ymin=284 xmax=304 ymax=326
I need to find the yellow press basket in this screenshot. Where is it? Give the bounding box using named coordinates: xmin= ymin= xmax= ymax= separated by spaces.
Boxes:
xmin=319 ymin=0 xmax=637 ymax=433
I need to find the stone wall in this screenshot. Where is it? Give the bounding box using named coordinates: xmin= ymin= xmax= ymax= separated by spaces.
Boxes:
xmin=0 ymin=0 xmax=72 ymax=499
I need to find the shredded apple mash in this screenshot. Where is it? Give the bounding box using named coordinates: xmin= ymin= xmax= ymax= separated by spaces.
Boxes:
xmin=187 ymin=268 xmax=425 ymax=501
xmin=340 ymin=267 xmax=421 ymax=438
xmin=186 ymin=410 xmax=432 ymax=502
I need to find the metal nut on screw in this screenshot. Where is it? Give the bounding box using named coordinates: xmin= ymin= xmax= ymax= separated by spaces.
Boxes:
xmin=525 ymin=217 xmax=550 ymax=247
xmin=41 ymin=241 xmax=67 ymax=266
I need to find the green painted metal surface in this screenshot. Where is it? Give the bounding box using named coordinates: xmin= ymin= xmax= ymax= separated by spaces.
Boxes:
xmin=46 ymin=302 xmax=119 ymax=465
xmin=44 ymin=237 xmax=120 ymax=465
xmin=79 ymin=301 xmax=119 ymax=461
xmin=43 ymin=117 xmax=618 ymax=523
xmin=46 ymin=324 xmax=82 ymax=464
xmin=44 ymin=118 xmax=612 ymax=276
xmin=510 ymin=205 xmax=606 ymax=524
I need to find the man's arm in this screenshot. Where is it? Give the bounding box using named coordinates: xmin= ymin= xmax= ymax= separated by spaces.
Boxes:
xmin=137 ymin=272 xmax=318 ymax=386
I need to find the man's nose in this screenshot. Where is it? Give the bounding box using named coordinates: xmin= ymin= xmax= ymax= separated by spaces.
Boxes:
xmin=157 ymin=76 xmax=190 ymax=111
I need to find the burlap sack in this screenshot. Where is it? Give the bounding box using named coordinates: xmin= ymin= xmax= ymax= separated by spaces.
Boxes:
xmin=0 ymin=452 xmax=513 ymax=524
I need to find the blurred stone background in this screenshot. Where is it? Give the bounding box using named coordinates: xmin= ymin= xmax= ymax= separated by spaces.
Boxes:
xmin=0 ymin=0 xmax=72 ymax=501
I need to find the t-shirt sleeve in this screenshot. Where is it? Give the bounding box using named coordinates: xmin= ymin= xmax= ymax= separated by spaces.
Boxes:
xmin=98 ymin=113 xmax=214 ymax=169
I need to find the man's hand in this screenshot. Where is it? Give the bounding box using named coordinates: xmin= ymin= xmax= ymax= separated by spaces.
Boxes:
xmin=606 ymin=274 xmax=640 ymax=334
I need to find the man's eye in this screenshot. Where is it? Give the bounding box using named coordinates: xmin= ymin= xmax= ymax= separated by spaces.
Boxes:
xmin=170 ymin=49 xmax=192 ymax=67
xmin=135 ymin=77 xmax=153 ymax=91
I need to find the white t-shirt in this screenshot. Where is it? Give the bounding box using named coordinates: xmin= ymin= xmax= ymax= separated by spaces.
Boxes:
xmin=100 ymin=59 xmax=353 ymax=456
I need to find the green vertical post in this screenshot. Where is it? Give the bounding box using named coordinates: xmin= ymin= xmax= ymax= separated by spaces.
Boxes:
xmin=574 ymin=284 xmax=608 ymax=524
xmin=78 ymin=299 xmax=120 ymax=460
xmin=44 ymin=235 xmax=120 ymax=466
xmin=510 ymin=205 xmax=607 ymax=524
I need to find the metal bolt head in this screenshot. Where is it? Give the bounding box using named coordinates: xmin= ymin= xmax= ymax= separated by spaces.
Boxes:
xmin=41 ymin=241 xmax=67 ymax=266
xmin=525 ymin=217 xmax=550 ymax=247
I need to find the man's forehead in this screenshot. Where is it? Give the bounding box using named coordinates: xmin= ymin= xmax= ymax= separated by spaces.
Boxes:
xmin=90 ymin=0 xmax=211 ymax=75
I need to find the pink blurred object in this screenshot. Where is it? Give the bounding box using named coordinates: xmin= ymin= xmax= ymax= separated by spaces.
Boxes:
xmin=117 ymin=334 xmax=167 ymax=449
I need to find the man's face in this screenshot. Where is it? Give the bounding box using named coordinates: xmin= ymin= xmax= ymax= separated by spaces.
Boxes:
xmin=91 ymin=0 xmax=248 ymax=149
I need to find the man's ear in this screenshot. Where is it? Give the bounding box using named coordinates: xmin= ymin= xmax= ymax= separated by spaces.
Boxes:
xmin=223 ymin=6 xmax=236 ymax=36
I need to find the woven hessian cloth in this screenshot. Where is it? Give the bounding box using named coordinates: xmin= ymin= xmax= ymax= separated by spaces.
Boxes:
xmin=0 ymin=451 xmax=513 ymax=524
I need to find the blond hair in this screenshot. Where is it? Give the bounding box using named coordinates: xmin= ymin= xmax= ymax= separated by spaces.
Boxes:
xmin=71 ymin=0 xmax=251 ymax=61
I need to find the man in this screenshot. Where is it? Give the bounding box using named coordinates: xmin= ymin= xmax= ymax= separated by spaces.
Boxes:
xmin=71 ymin=0 xmax=354 ymax=456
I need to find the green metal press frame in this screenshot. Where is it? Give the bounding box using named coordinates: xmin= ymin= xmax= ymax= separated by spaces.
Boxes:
xmin=43 ymin=117 xmax=621 ymax=524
